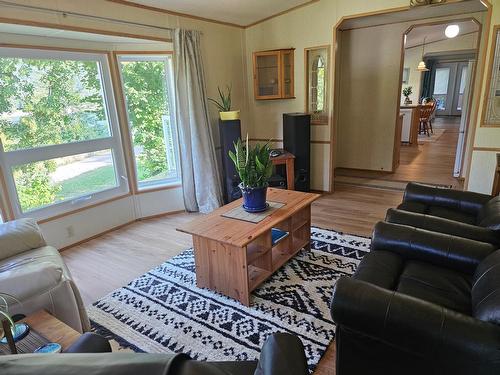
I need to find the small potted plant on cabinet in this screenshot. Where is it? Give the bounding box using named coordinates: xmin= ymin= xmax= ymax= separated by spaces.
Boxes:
xmin=402 ymin=86 xmax=413 ymax=105
xmin=209 ymin=85 xmax=240 ymax=120
xmin=229 ymin=135 xmax=273 ymax=212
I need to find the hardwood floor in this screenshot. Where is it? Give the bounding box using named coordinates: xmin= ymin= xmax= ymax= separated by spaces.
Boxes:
xmin=61 ymin=184 xmax=403 ymax=374
xmin=336 ymin=116 xmax=464 ymax=190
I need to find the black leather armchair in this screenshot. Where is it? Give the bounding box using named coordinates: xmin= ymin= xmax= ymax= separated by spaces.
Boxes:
xmin=397 ymin=182 xmax=500 ymax=228
xmin=331 ymin=221 xmax=500 ymax=375
xmin=386 ymin=208 xmax=500 ymax=246
xmin=0 ymin=333 xmax=308 ymax=375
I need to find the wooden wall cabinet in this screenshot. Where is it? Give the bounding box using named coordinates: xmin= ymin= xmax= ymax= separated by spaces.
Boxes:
xmin=253 ymin=49 xmax=294 ymax=100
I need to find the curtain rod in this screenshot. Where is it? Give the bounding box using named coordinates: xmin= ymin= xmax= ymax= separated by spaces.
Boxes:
xmin=0 ymin=0 xmax=175 ymax=33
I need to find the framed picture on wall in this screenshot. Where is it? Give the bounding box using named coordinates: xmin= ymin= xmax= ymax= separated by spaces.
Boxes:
xmin=305 ymin=45 xmax=330 ymax=125
xmin=484 ymin=28 xmax=500 ymax=125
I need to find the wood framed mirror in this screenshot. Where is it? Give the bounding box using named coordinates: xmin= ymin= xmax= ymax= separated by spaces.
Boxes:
xmin=305 ymin=45 xmax=330 ymax=125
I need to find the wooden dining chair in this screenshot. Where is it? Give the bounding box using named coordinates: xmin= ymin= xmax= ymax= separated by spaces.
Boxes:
xmin=419 ymin=101 xmax=436 ymax=136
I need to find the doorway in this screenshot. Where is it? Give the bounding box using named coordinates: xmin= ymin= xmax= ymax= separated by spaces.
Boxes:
xmin=331 ymin=3 xmax=489 ymax=193
xmin=393 ymin=19 xmax=480 ymax=189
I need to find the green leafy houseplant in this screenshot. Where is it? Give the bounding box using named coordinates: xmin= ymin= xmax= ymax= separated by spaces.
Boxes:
xmin=208 ymin=85 xmax=240 ymax=120
xmin=402 ymin=86 xmax=413 ymax=102
xmin=229 ymin=135 xmax=273 ymax=188
xmin=228 ymin=135 xmax=273 ymax=212
xmin=208 ymin=85 xmax=232 ymax=112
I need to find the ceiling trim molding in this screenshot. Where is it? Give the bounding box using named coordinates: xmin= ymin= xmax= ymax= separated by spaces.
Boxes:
xmin=244 ymin=0 xmax=320 ymax=28
xmin=106 ymin=0 xmax=320 ymax=29
xmin=106 ymin=0 xmax=244 ymax=28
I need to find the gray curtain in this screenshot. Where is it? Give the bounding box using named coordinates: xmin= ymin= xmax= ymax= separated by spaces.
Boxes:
xmin=173 ymin=29 xmax=223 ymax=213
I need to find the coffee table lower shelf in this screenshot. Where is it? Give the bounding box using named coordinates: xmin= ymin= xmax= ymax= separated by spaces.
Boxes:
xmin=192 ymin=205 xmax=312 ymax=306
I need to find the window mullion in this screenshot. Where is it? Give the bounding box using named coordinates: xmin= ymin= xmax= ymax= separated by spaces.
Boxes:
xmin=2 ymin=138 xmax=116 ymax=167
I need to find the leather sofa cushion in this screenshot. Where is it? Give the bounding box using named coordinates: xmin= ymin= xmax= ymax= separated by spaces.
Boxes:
xmin=471 ymin=250 xmax=500 ymax=324
xmin=477 ymin=196 xmax=500 ymax=230
xmin=426 ymin=206 xmax=476 ymax=225
xmin=353 ymin=251 xmax=403 ymax=290
xmin=0 ymin=261 xmax=63 ymax=301
xmin=0 ymin=218 xmax=46 ymax=261
xmin=398 ymin=201 xmax=478 ymax=225
xmin=396 ymin=260 xmax=472 ymax=315
xmin=397 ymin=201 xmax=427 ymax=214
xmin=0 ymin=245 xmax=72 ymax=301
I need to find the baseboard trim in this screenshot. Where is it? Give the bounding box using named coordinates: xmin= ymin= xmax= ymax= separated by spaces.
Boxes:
xmin=59 ymin=209 xmax=187 ymax=251
xmin=59 ymin=219 xmax=136 ymax=252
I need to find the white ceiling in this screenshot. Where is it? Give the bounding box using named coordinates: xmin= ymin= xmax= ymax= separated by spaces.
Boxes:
xmin=0 ymin=23 xmax=159 ymax=44
xmin=405 ymin=20 xmax=479 ymax=49
xmin=120 ymin=0 xmax=314 ymax=26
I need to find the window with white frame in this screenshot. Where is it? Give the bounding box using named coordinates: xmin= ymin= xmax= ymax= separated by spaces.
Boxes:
xmin=117 ymin=54 xmax=180 ymax=189
xmin=0 ymin=48 xmax=129 ymax=219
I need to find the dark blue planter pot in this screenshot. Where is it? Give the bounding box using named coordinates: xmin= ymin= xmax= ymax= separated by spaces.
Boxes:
xmin=239 ymin=183 xmax=268 ymax=213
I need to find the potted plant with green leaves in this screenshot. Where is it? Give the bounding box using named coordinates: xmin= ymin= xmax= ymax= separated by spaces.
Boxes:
xmin=229 ymin=135 xmax=273 ymax=213
xmin=402 ymin=86 xmax=413 ymax=105
xmin=208 ymin=85 xmax=240 ymax=121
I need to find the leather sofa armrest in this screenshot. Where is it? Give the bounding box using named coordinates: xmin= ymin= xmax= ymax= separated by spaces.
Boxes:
xmin=0 ymin=218 xmax=47 ymax=261
xmin=402 ymin=182 xmax=492 ymax=216
xmin=254 ymin=333 xmax=309 ymax=375
xmin=372 ymin=221 xmax=496 ymax=274
xmin=64 ymin=332 xmax=112 ymax=353
xmin=331 ymin=277 xmax=500 ymax=364
xmin=386 ymin=208 xmax=500 ymax=246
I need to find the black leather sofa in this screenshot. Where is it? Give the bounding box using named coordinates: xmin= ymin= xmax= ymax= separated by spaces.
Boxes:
xmin=0 ymin=332 xmax=308 ymax=375
xmin=331 ymin=221 xmax=500 ymax=375
xmin=387 ymin=182 xmax=500 ymax=245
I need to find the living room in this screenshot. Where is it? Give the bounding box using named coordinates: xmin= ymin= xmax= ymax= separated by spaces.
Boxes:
xmin=1 ymin=0 xmax=500 ymax=374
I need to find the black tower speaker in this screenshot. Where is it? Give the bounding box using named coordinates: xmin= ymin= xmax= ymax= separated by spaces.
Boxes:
xmin=219 ymin=119 xmax=242 ymax=203
xmin=283 ymin=113 xmax=311 ymax=192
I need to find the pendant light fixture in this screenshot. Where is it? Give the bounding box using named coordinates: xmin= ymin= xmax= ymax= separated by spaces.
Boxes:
xmin=445 ymin=24 xmax=460 ymax=38
xmin=417 ymin=36 xmax=430 ymax=72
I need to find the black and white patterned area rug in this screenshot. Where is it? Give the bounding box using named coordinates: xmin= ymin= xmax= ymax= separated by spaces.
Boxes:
xmin=87 ymin=227 xmax=370 ymax=372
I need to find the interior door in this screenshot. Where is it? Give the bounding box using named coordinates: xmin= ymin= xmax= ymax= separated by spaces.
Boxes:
xmin=432 ymin=63 xmax=457 ymax=116
xmin=451 ymin=63 xmax=469 ymax=117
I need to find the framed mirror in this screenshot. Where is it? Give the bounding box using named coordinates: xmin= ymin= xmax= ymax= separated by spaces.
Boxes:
xmin=305 ymin=45 xmax=330 ymax=125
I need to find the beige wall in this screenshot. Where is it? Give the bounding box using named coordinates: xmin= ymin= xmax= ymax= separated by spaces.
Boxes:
xmin=402 ymin=32 xmax=479 ymax=104
xmin=468 ymin=2 xmax=500 ymax=194
xmin=336 ymin=23 xmax=403 ymax=171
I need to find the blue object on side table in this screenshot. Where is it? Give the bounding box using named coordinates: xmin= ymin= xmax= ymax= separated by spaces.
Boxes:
xmin=0 ymin=322 xmax=30 ymax=343
xmin=34 ymin=342 xmax=62 ymax=354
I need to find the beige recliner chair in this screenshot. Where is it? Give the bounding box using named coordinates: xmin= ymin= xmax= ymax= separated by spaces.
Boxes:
xmin=0 ymin=218 xmax=90 ymax=333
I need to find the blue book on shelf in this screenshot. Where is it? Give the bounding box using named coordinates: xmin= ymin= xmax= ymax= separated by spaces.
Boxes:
xmin=271 ymin=228 xmax=289 ymax=246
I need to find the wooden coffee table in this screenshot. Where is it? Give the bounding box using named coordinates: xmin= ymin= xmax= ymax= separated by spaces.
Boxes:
xmin=177 ymin=188 xmax=320 ymax=305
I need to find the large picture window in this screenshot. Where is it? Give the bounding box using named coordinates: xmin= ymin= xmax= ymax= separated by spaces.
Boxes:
xmin=0 ymin=48 xmax=128 ymax=219
xmin=117 ymin=54 xmax=180 ymax=190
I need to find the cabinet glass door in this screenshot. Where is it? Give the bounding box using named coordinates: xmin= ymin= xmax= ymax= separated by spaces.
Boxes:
xmin=255 ymin=53 xmax=280 ymax=98
xmin=282 ymin=50 xmax=294 ymax=98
